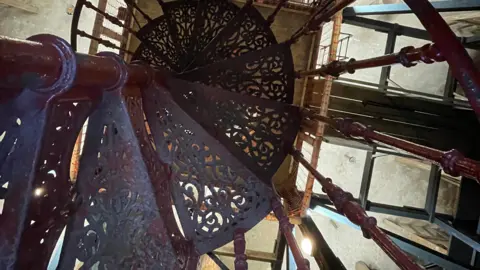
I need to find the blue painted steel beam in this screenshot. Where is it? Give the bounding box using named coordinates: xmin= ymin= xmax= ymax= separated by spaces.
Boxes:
xmin=343 ymin=1 xmax=480 ymax=16
xmin=310 ymin=205 xmax=470 ymax=270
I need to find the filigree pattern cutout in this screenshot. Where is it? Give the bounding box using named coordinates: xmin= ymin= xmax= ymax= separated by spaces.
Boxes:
xmin=142 ymin=83 xmax=273 ymax=254
xmin=126 ymin=96 xmax=199 ymax=268
xmin=133 ymin=45 xmax=171 ymax=71
xmin=166 ymin=78 xmax=301 ymax=185
xmin=0 ymin=92 xmax=52 ymax=269
xmin=59 ymin=91 xmax=178 ymax=269
xmin=180 ymin=43 xmax=295 ymax=104
xmin=164 ymin=0 xmax=198 ymax=67
xmin=201 ymin=5 xmax=277 ymax=67
xmin=17 ymin=101 xmax=94 ymax=269
xmin=136 ymin=17 xmax=181 ymax=71
xmin=190 ymin=0 xmax=238 ymax=59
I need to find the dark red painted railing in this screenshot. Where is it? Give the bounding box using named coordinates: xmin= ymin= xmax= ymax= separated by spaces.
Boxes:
xmin=271 ymin=198 xmax=310 ymax=270
xmin=291 ymin=150 xmax=421 ymax=270
xmin=305 ymin=113 xmax=480 ymax=183
xmin=404 ymin=0 xmax=480 ymax=122
xmin=234 ymin=229 xmax=248 ymax=270
xmin=297 ymin=43 xmax=444 ymax=78
xmin=0 ymin=35 xmax=153 ymax=103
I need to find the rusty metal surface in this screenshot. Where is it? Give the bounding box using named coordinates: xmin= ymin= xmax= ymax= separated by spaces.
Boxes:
xmin=141 ymin=79 xmax=274 ymax=254
xmin=180 ymin=43 xmax=295 ymax=104
xmin=165 ymin=77 xmax=301 ymax=186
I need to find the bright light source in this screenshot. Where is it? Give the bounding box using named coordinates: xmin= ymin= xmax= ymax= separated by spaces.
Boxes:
xmin=301 ymin=238 xmax=312 ymax=255
xmin=306 ymin=209 xmax=312 ymax=216
xmin=34 ymin=188 xmax=44 ymax=197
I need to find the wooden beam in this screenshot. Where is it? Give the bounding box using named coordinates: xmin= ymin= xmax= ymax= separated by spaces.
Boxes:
xmin=383 ymin=218 xmax=448 ymax=255
xmin=214 ymin=247 xmax=277 ymax=263
xmin=101 ymin=26 xmax=124 ymax=42
xmin=88 ymin=0 xmax=108 ymax=54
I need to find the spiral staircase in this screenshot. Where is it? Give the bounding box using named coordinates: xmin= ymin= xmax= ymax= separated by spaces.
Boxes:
xmin=1 ymin=0 xmax=480 ymax=269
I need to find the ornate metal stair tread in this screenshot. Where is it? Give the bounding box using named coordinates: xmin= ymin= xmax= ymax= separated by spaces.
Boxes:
xmin=163 ymin=77 xmax=301 ymax=184
xmin=141 ymin=79 xmax=276 ymax=253
xmin=188 ymin=0 xmax=239 ymax=62
xmin=187 ymin=3 xmax=278 ymax=70
xmin=135 ymin=16 xmax=182 ymax=71
xmin=59 ymin=86 xmax=183 ymax=268
xmin=179 ymin=42 xmax=295 ymax=104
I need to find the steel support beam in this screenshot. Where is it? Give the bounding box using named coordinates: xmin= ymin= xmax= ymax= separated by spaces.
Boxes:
xmin=311 ymin=193 xmax=453 ymax=222
xmin=272 ymin=228 xmax=287 ymax=270
xmin=311 ymin=193 xmax=480 ymax=260
xmin=343 ymin=16 xmax=430 ymax=40
xmin=425 ymin=164 xmax=441 ymax=222
xmin=379 ymin=28 xmax=397 ymax=90
xmin=207 ymin=252 xmax=229 ymax=270
xmin=343 ymin=16 xmax=480 ymax=50
xmin=434 ymin=217 xmax=480 ymax=252
xmin=299 ymin=216 xmax=346 ymax=270
xmin=386 ymin=231 xmax=470 ymax=270
xmin=310 ymin=204 xmax=471 ymax=270
xmin=443 ymin=67 xmax=457 ymax=101
xmin=359 ymin=149 xmax=375 ymax=208
xmin=343 ymin=1 xmax=480 ymax=16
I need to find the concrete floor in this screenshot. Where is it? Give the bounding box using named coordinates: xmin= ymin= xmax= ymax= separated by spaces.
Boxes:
xmin=0 ymin=0 xmax=467 ymax=269
xmin=0 ymin=0 xmax=98 ymax=53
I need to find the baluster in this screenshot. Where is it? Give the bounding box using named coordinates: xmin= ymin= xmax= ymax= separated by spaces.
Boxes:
xmin=76 ymin=30 xmax=134 ymax=55
xmin=287 ymin=0 xmax=353 ymax=44
xmin=234 ymin=229 xmax=248 ymax=270
xmin=266 ymin=0 xmax=288 ymax=26
xmin=290 ymin=150 xmax=422 ymax=270
xmin=83 ymin=0 xmax=137 ymax=35
xmin=271 ymin=198 xmax=310 ymax=270
xmin=404 ymin=0 xmax=480 ymax=122
xmin=81 ymin=0 xmax=175 ymax=69
xmin=124 ymin=0 xmax=153 ymax=23
xmin=306 ymin=113 xmax=480 ymax=184
xmin=297 ymin=43 xmax=444 ymax=78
